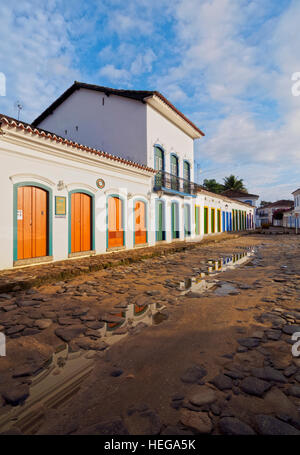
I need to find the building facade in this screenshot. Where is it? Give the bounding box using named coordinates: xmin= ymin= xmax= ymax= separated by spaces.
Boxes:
xmin=256 ymin=200 xmax=294 ymax=227
xmin=0 ymin=84 xmax=256 ymax=271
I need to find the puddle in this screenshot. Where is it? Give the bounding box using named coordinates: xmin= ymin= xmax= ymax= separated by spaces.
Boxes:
xmin=0 ymin=302 xmax=166 ymax=434
xmin=214 ymin=282 xmax=239 ymax=296
xmin=180 ymin=247 xmax=256 ymax=296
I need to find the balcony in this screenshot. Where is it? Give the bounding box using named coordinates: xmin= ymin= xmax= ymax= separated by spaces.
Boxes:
xmin=153 ymin=170 xmax=199 ymax=196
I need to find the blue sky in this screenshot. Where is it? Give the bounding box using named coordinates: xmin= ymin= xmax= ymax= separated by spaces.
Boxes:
xmin=1 ymin=0 xmax=300 ymax=201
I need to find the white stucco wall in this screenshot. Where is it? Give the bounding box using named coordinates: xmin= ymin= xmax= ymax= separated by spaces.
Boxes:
xmin=37 ymin=88 xmax=148 ymax=166
xmin=0 ymin=130 xmax=153 ymax=270
xmin=146 ymin=105 xmax=195 ymax=180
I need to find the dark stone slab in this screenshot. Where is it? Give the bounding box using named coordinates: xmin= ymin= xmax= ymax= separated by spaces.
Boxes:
xmin=219 ymin=417 xmax=256 ymax=435
xmin=210 ymin=374 xmax=233 ymax=390
xmin=255 ymin=414 xmax=300 ymax=435
xmin=240 ymin=377 xmax=272 ymax=397
xmin=180 ymin=364 xmax=207 ymax=384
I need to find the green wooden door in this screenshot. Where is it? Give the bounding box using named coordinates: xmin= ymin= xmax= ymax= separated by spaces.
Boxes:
xmin=204 ymin=207 xmax=208 ymax=234
xmin=171 ymin=202 xmax=179 ymax=239
xmin=184 ymin=204 xmax=190 ymax=237
xmin=156 ymin=200 xmax=164 ymax=241
xmin=195 ymin=206 xmax=200 ymax=235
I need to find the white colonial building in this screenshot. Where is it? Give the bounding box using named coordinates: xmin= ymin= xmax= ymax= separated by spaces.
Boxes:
xmin=0 ymin=83 xmax=255 ymax=270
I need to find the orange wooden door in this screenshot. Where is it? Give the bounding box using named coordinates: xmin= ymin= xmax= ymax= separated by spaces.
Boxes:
xmin=71 ymin=192 xmax=92 ymax=253
xmin=134 ymin=201 xmax=147 ymax=245
xmin=17 ymin=186 xmax=48 ymax=260
xmin=108 ymin=197 xmax=124 ymax=248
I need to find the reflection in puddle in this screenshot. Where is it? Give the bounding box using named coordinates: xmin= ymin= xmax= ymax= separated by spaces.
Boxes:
xmin=180 ymin=247 xmax=255 ymax=296
xmin=0 ymin=302 xmax=166 ymax=434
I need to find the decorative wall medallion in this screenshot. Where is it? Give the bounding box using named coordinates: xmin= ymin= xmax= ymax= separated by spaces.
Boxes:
xmin=96 ymin=178 xmax=105 ymax=189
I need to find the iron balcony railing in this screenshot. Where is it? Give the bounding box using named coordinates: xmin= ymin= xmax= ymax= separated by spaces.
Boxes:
xmin=153 ymin=170 xmax=199 ymax=195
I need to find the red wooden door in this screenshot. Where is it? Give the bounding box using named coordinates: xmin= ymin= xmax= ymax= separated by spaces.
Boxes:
xmin=17 ymin=186 xmax=48 ymax=260
xmin=134 ymin=201 xmax=147 ymax=245
xmin=71 ymin=192 xmax=92 ymax=253
xmin=108 ymin=197 xmax=124 ymax=248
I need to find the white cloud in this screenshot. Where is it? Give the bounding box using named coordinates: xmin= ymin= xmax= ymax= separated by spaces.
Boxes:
xmin=98 ymin=64 xmax=130 ymax=82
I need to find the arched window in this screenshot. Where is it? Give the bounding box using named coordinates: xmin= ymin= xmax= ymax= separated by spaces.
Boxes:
xmin=170 ymin=154 xmax=179 ymax=190
xmin=154 ymin=146 xmax=164 ymax=171
xmin=183 ymin=161 xmax=191 ymax=193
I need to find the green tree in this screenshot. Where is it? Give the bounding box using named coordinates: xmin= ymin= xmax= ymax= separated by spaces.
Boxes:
xmin=203 ymin=179 xmax=224 ymax=194
xmin=223 ymin=175 xmax=247 ymax=192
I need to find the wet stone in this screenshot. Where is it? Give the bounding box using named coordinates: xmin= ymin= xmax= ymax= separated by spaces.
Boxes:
xmin=282 ymin=325 xmax=300 ymax=335
xmin=22 ymin=328 xmax=40 ymax=336
xmin=210 ymin=374 xmax=233 ymax=391
xmin=284 ymin=365 xmax=298 ymax=377
xmin=77 ymin=417 xmax=129 ymax=435
xmin=180 ymin=409 xmax=212 ymax=434
xmin=180 ymin=364 xmax=207 ymax=384
xmin=240 ymin=377 xmax=272 ymax=397
xmin=265 ymin=330 xmax=282 ymax=341
xmin=2 ymin=384 xmax=30 ymax=406
xmin=34 ymin=319 xmax=52 ymax=330
xmin=110 ymin=369 xmax=123 ymax=377
xmin=6 ymin=325 xmax=25 ymax=335
xmin=288 ymin=385 xmax=300 ymax=398
xmin=2 ymin=304 xmax=17 ymax=312
xmin=188 ymin=387 xmax=217 ymax=406
xmin=219 ymin=417 xmax=256 ymax=435
xmin=76 ymin=338 xmax=108 ymax=351
xmin=85 ymin=321 xmax=105 ymax=330
xmin=255 ymin=415 xmax=300 ymax=435
xmin=161 ymin=425 xmax=194 ymax=436
xmin=55 ymin=325 xmax=86 ymax=342
xmin=251 ymin=367 xmax=287 ymax=383
xmin=237 ymin=338 xmax=260 ymax=348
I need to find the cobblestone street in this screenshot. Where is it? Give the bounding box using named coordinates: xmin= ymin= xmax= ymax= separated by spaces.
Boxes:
xmin=1 ymin=233 xmax=300 ymax=435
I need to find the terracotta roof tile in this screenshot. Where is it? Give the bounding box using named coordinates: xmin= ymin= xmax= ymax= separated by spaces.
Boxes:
xmin=0 ymin=114 xmax=156 ymax=173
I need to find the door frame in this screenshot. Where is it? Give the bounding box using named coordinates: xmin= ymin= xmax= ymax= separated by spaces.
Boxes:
xmin=106 ymin=194 xmax=125 ymax=249
xmin=13 ymin=181 xmax=53 ymax=262
xmin=155 ymin=199 xmax=165 ymax=241
xmin=171 ymin=201 xmax=180 ymax=239
xmin=133 ymin=198 xmax=148 ymax=245
xmin=68 ymin=189 xmax=95 ymax=254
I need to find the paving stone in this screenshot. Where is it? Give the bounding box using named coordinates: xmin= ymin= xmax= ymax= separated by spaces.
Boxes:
xmin=188 ymin=387 xmax=217 ymax=406
xmin=284 ymin=365 xmax=298 ymax=377
xmin=251 ymin=367 xmax=287 ymax=383
xmin=75 ymin=338 xmax=108 ymax=351
xmin=288 ymin=385 xmax=300 ymax=398
xmin=34 ymin=319 xmax=52 ymax=330
xmin=22 ymin=328 xmax=40 ymax=336
xmin=85 ymin=321 xmax=105 ymax=330
xmin=6 ymin=325 xmax=25 ymax=336
xmin=255 ymin=415 xmax=300 ymax=435
xmin=282 ymin=325 xmax=300 ymax=335
xmin=77 ymin=417 xmax=129 ymax=435
xmin=2 ymin=304 xmax=17 ymax=312
xmin=265 ymin=330 xmax=282 ymax=341
xmin=2 ymin=384 xmax=30 ymax=406
xmin=161 ymin=425 xmax=193 ymax=435
xmin=180 ymin=364 xmax=207 ymax=384
xmin=180 ymin=409 xmax=212 ymax=434
xmin=237 ymin=337 xmax=260 ymax=348
xmin=210 ymin=374 xmax=233 ymax=390
xmin=110 ymin=369 xmax=123 ymax=377
xmin=55 ymin=325 xmax=86 ymax=342
xmin=219 ymin=417 xmax=256 ymax=435
xmin=240 ymin=377 xmax=272 ymax=397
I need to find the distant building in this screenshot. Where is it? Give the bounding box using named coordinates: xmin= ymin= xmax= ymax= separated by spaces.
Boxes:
xmin=221 ymin=189 xmax=259 ymax=207
xmin=256 ymin=200 xmax=294 ymax=227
